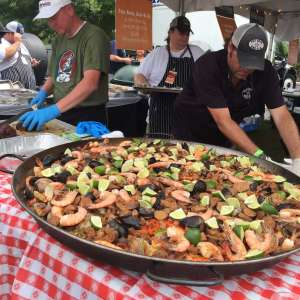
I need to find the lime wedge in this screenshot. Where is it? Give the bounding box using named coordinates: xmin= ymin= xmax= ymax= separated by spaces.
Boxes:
xmin=220 ymin=205 xmax=235 ymax=216
xmin=142 ymin=187 xmax=157 ymax=196
xmin=212 ymin=190 xmax=226 ymax=201
xmin=95 ymin=165 xmax=106 ymax=175
xmin=206 ymin=180 xmax=217 ymax=189
xmin=235 ymin=219 xmax=250 ymax=230
xmin=260 ymin=201 xmax=278 ymax=215
xmin=233 ymin=225 xmax=244 ymax=241
xmin=249 ymin=220 xmax=263 ymax=234
xmin=124 ymin=184 xmax=136 ymax=195
xmin=200 ymin=195 xmax=210 ymax=206
xmin=184 ymin=228 xmax=201 ymax=246
xmin=137 ymin=168 xmax=149 ymax=179
xmin=77 ymin=172 xmax=90 ymax=184
xmin=64 ymin=148 xmax=72 ymax=156
xmin=184 ymin=182 xmax=195 ymax=192
xmin=121 ymin=160 xmax=133 ymax=172
xmin=273 ymin=175 xmax=286 ymax=183
xmin=83 ymin=166 xmax=94 ymax=174
xmin=245 ymin=249 xmax=264 ymax=259
xmin=66 ymin=165 xmax=78 ymax=175
xmin=90 ymin=215 xmax=102 ymax=229
xmin=169 ymin=208 xmax=186 ymax=220
xmin=77 ymin=182 xmax=91 ymax=195
xmin=205 ymin=217 xmax=219 ymax=229
xmin=225 ymin=197 xmax=240 ymax=208
xmin=66 ymin=180 xmax=77 ymax=190
xmin=191 ymin=162 xmax=204 ymax=172
xmin=41 ymin=168 xmax=55 ymax=177
xmin=244 ymin=194 xmax=260 ymax=209
xmin=98 ymin=179 xmax=110 ymax=192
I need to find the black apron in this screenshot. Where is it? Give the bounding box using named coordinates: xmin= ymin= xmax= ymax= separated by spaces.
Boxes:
xmin=0 ymin=50 xmax=36 ymax=90
xmin=148 ymin=45 xmax=194 ymax=138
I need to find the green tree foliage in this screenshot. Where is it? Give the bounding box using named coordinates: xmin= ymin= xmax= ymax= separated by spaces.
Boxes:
xmin=0 ymin=0 xmax=115 ymax=43
xmin=274 ymin=41 xmax=289 ymax=59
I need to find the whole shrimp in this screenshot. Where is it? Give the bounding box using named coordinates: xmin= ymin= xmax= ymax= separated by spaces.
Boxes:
xmin=166 ymin=226 xmax=190 ymax=252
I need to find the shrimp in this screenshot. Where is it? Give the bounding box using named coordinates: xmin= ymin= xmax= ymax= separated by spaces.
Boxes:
xmin=51 ymin=206 xmax=63 ymax=218
xmin=148 ymin=161 xmax=174 ymax=169
xmin=95 ymin=240 xmax=122 ymax=250
xmin=51 ymin=191 xmax=78 ymax=207
xmin=217 ymin=168 xmax=245 ymax=183
xmin=281 ymin=238 xmax=295 ymax=251
xmin=171 ymin=190 xmax=192 ymax=203
xmin=223 ymin=222 xmax=247 ymax=261
xmin=199 ymin=208 xmax=213 ymax=221
xmin=197 ymin=242 xmax=224 ymax=261
xmin=244 ymin=229 xmax=273 ymax=253
xmin=167 ymin=226 xmax=190 ymax=252
xmin=157 ymin=177 xmax=183 ymax=189
xmin=119 ymin=172 xmax=137 ymax=184
xmin=59 ymin=206 xmax=87 ymax=227
xmin=279 ymin=209 xmax=300 ymax=218
xmin=119 ymin=140 xmax=132 ymax=147
xmin=88 ymin=191 xmax=117 ymax=209
xmin=119 ymin=189 xmax=131 ymax=202
xmin=49 ymin=182 xmax=65 ymax=190
xmin=136 ymin=178 xmax=151 ymax=186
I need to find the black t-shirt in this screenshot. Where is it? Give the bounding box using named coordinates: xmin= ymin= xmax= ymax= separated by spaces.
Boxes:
xmin=173 ymin=49 xmax=284 ymax=146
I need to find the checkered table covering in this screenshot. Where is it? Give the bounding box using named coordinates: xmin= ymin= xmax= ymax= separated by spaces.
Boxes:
xmin=1 ymin=171 xmax=300 ymax=300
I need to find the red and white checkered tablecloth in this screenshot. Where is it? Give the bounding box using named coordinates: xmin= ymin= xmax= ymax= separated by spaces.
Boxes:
xmin=1 ymin=172 xmax=300 ymax=300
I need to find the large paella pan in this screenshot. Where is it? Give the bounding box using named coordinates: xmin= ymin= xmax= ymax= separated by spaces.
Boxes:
xmin=11 ymin=138 xmax=300 ymax=286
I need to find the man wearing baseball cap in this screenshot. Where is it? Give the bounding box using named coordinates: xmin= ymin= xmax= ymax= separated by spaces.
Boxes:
xmin=19 ymin=0 xmax=110 ymax=131
xmin=173 ymin=23 xmax=300 ymax=176
xmin=0 ymin=21 xmax=36 ymax=89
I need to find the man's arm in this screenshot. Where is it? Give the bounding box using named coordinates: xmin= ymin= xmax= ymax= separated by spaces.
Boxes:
xmin=270 ymin=105 xmax=300 ymax=158
xmin=56 ymin=69 xmax=100 ymax=113
xmin=4 ymin=33 xmax=21 ymax=59
xmin=110 ymin=54 xmax=131 ymax=64
xmin=42 ymin=76 xmax=54 ymax=94
xmin=208 ymin=107 xmax=259 ymax=154
xmin=134 ymin=73 xmax=150 ymax=86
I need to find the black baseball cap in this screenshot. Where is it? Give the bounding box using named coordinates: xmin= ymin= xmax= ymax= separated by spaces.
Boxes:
xmin=232 ymin=23 xmax=268 ymax=71
xmin=169 ymin=16 xmax=193 ymax=34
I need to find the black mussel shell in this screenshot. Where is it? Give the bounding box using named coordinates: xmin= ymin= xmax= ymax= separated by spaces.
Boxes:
xmin=24 ymin=188 xmax=34 ymax=200
xmin=138 ymin=208 xmax=154 ymax=219
xmin=120 ymin=216 xmax=141 ymax=229
xmin=181 ymin=142 xmax=189 ymax=151
xmin=148 ymin=157 xmax=157 ymax=165
xmin=277 ymin=203 xmax=294 ymax=210
xmin=108 ymin=219 xmax=128 ymax=238
xmin=88 ymin=160 xmax=102 ymax=168
xmin=60 ymin=155 xmax=75 ymax=165
xmin=152 ymin=191 xmax=165 ymax=210
xmin=29 ymin=176 xmax=41 ymax=186
xmin=250 ymin=181 xmax=259 ymax=192
xmin=257 ymin=194 xmax=265 ymax=204
xmin=85 ymin=192 xmax=96 ymax=201
xmin=180 ymin=215 xmax=205 ymax=230
xmin=50 ymin=171 xmax=71 ymax=184
xmin=42 ymin=154 xmax=58 ymax=167
xmin=169 ymin=163 xmax=181 ymax=169
xmin=192 ymin=180 xmax=207 ymax=195
xmin=221 ymin=187 xmax=232 ymax=197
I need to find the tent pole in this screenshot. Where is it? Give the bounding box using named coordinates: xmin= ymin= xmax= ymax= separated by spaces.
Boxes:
xmin=179 ymin=0 xmax=185 ymax=15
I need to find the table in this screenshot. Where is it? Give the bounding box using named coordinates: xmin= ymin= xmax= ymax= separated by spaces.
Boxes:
xmin=1 ymin=171 xmax=300 ymax=300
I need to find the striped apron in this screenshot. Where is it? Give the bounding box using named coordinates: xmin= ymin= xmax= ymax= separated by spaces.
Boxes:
xmin=148 ymin=45 xmax=194 ymax=138
xmin=0 ymin=50 xmax=36 ymax=90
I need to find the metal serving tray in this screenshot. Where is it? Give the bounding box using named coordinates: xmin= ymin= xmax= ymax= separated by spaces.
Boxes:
xmin=0 ymin=133 xmax=69 ymax=157
xmin=134 ymin=85 xmax=183 ymax=94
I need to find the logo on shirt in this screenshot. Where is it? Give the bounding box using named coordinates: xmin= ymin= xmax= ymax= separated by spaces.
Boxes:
xmin=242 ymin=87 xmax=253 ymax=100
xmin=249 ymin=39 xmax=264 ymax=51
xmin=56 ymin=49 xmax=76 ymax=83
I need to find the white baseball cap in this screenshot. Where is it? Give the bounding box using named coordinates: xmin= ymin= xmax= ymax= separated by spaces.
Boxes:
xmin=34 ymin=0 xmax=72 ymax=20
xmin=6 ymin=21 xmax=25 ymax=35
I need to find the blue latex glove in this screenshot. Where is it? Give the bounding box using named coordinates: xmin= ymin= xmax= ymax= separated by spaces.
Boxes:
xmin=19 ymin=104 xmax=61 ymax=131
xmin=30 ymin=88 xmax=48 ymax=107
xmin=76 ymin=121 xmax=110 ymax=138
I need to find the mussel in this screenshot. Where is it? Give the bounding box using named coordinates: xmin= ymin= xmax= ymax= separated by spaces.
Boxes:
xmin=42 ymin=154 xmax=58 ymax=167
xmin=60 ymin=155 xmax=75 ymax=165
xmin=180 ymin=215 xmax=205 ymax=231
xmin=192 ymin=180 xmax=206 ymax=195
xmin=120 ymin=216 xmax=141 ymax=229
xmin=138 ymin=208 xmax=154 ymax=219
xmin=108 ymin=219 xmax=128 ymax=238
xmin=50 ymin=171 xmax=71 ymax=184
xmin=88 ymin=160 xmax=102 ymax=168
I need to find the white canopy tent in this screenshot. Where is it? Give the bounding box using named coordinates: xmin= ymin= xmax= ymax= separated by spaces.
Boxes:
xmin=161 ymin=0 xmax=300 ymax=41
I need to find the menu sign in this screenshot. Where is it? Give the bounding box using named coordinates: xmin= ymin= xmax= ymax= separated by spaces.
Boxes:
xmin=215 ymin=6 xmax=237 ymax=41
xmin=115 ymin=0 xmax=152 ymax=50
xmin=288 ymin=39 xmax=299 ymax=65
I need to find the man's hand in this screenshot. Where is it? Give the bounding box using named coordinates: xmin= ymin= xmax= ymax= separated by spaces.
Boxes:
xmin=290 ymin=159 xmax=300 ymax=177
xmin=19 ymin=104 xmax=61 ymax=131
xmin=13 ymin=32 xmax=22 ymax=43
xmin=31 ymin=58 xmax=41 ymax=67
xmin=30 ymin=88 xmax=48 ymax=107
